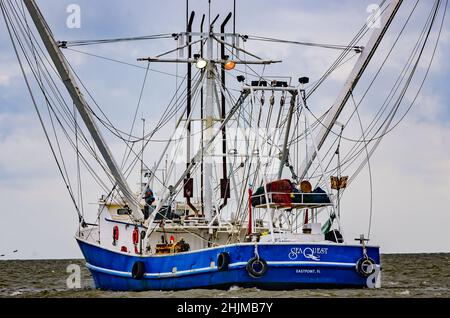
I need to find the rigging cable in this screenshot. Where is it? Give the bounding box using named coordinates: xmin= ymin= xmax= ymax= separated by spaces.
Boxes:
xmin=4 ymin=0 xmax=142 ymax=214
xmin=318 ymin=0 xmax=446 ymax=229
xmin=305 ymin=0 xmax=390 ymax=97
xmin=245 ymin=35 xmax=364 ymax=52
xmin=351 ymin=92 xmax=374 ymax=239
xmin=1 ymin=0 xmax=85 ymax=222
xmin=7 ymin=0 xmax=121 ymax=194
xmin=303 ymin=0 xmax=423 ymax=183
xmin=66 ymin=47 xmax=192 ymax=79
xmin=59 ymin=33 xmax=174 ymax=48
xmin=349 ymin=0 xmax=446 ymax=184
xmin=120 ymin=62 xmax=150 ymax=170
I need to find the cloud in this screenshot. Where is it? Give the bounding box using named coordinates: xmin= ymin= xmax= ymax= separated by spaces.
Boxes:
xmin=0 ymin=59 xmax=21 ymax=87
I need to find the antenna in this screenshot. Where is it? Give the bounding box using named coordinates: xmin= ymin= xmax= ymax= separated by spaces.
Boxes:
xmin=233 ymin=0 xmax=236 ymax=34
xmin=186 ymin=0 xmax=189 ymax=28
xmin=208 ymin=0 xmax=211 ymax=26
xmin=210 ymin=14 xmax=220 ymax=30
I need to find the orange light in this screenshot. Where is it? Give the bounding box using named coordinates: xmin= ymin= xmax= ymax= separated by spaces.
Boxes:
xmin=224 ymin=60 xmax=236 ymax=70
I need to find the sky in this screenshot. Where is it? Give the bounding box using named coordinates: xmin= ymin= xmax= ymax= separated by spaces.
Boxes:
xmin=0 ymin=0 xmax=449 ymax=259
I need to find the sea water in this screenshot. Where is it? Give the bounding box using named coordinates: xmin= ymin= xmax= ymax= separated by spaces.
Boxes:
xmin=0 ymin=254 xmax=449 ymax=298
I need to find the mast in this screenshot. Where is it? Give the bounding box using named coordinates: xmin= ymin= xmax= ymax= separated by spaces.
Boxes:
xmin=186 ymin=12 xmax=193 ymax=175
xmin=184 ymin=11 xmax=198 ymax=215
xmin=200 ymin=14 xmax=206 ymax=214
xmin=277 ymin=92 xmax=297 ymax=179
xmin=203 ymin=26 xmax=215 ymax=222
xmin=299 ymin=0 xmax=403 ymax=180
xmin=23 ymin=0 xmax=144 ymax=221
xmin=219 ymin=13 xmax=232 ymax=210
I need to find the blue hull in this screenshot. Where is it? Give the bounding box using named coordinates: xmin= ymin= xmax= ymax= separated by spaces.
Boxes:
xmin=77 ymin=239 xmax=380 ymax=291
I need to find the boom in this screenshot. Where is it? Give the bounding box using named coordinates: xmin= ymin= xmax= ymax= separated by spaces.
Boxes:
xmin=23 ymin=0 xmax=144 ymax=221
xmin=299 ymin=0 xmax=403 ymax=179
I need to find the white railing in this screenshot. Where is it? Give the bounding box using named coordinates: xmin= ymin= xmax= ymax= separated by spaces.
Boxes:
xmin=251 ymin=191 xmax=334 ymax=209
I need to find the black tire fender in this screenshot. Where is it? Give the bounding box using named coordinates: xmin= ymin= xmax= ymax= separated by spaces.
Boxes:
xmin=132 ymin=261 xmax=146 ymax=280
xmin=217 ymin=252 xmax=230 ymax=271
xmin=246 ymin=257 xmax=268 ymax=278
xmin=356 ymin=257 xmax=376 ymax=278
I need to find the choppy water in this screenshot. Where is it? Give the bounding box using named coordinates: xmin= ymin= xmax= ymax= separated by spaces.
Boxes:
xmin=1 ymin=254 xmax=449 ymax=298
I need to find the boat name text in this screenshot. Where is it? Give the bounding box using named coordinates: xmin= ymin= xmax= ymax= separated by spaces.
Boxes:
xmin=288 ymin=247 xmax=328 ymax=261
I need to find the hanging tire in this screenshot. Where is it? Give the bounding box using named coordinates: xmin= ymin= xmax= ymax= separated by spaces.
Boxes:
xmin=217 ymin=252 xmax=230 ymax=271
xmin=132 ymin=261 xmax=145 ymax=280
xmin=356 ymin=257 xmax=376 ymax=277
xmin=246 ymin=257 xmax=268 ymax=278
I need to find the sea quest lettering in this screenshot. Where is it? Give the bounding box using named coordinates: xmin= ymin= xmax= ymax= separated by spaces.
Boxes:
xmin=288 ymin=247 xmax=328 ymax=261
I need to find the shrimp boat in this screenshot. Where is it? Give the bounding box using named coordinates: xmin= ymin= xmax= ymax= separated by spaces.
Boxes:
xmin=6 ymin=0 xmax=442 ymax=290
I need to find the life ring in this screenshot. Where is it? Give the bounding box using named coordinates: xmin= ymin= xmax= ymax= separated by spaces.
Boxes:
xmin=356 ymin=257 xmax=376 ymax=277
xmin=246 ymin=257 xmax=268 ymax=278
xmin=217 ymin=252 xmax=230 ymax=271
xmin=132 ymin=261 xmax=145 ymax=280
xmin=132 ymin=227 xmax=139 ymax=245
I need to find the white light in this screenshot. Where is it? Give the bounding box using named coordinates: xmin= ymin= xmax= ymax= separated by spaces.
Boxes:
xmin=195 ymin=58 xmax=207 ymax=69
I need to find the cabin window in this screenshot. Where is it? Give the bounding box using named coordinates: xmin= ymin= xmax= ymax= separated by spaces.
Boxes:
xmin=117 ymin=208 xmax=131 ymax=215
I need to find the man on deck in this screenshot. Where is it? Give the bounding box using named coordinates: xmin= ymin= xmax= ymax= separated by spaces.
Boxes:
xmin=143 ymin=186 xmax=155 ymax=219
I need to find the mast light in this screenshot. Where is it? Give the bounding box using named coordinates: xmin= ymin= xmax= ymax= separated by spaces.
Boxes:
xmin=195 ymin=58 xmax=207 ymax=69
xmin=224 ymin=60 xmax=236 ymax=70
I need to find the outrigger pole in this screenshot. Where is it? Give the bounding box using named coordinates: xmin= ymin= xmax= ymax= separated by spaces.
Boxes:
xmin=299 ymin=0 xmax=403 ymax=179
xmin=23 ymin=0 xmax=144 ymax=222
